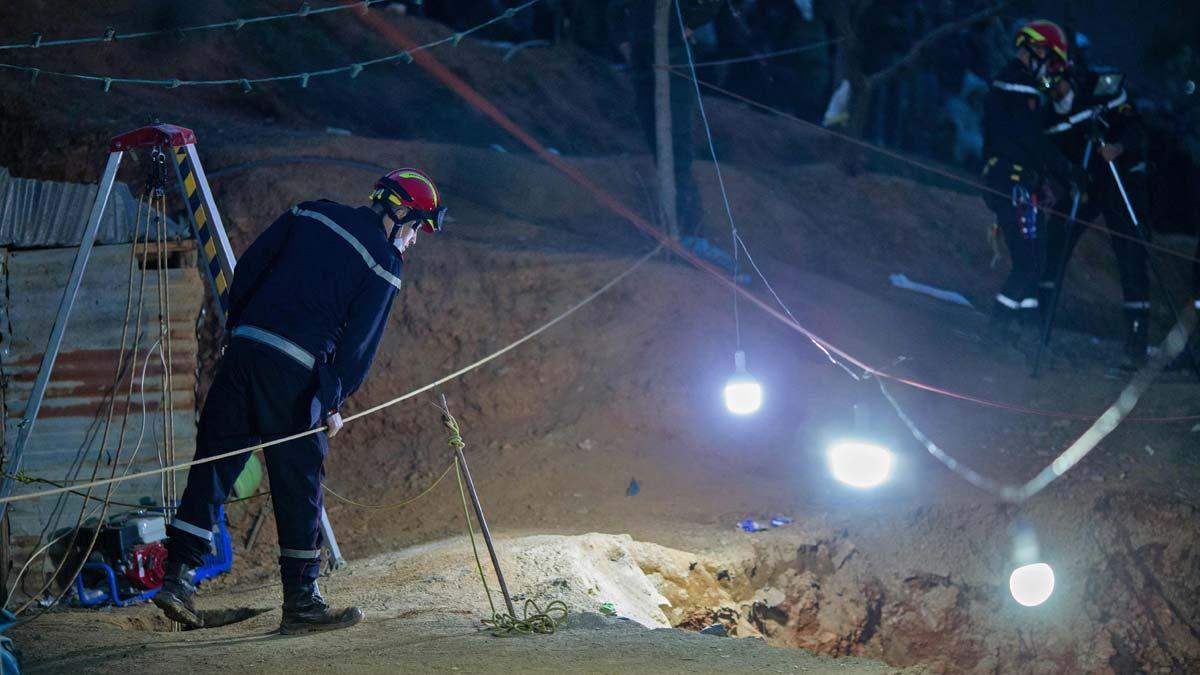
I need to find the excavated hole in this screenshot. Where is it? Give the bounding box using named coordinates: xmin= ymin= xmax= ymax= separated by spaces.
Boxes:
xmin=114 ymin=607 xmax=272 ymax=632
xmin=644 ymin=514 xmax=1200 ymax=674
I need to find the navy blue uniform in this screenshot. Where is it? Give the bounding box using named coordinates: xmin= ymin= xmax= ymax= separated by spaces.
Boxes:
xmin=981 ymin=59 xmax=1074 ymax=317
xmin=168 ymin=200 xmax=402 ymax=584
xmin=1041 ymin=68 xmax=1149 ymax=316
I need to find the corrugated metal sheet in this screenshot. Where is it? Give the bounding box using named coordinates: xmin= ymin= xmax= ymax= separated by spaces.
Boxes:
xmin=0 ymin=165 xmax=189 ymax=248
xmin=1 ymin=242 xmax=203 ymax=550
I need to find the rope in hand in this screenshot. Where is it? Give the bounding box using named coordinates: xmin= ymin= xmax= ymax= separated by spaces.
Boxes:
xmin=444 ymin=411 xmax=568 ymax=636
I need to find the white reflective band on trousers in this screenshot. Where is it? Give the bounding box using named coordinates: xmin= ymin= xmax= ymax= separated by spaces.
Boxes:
xmin=1123 ymin=301 xmax=1151 ymax=310
xmin=280 ymin=548 xmax=321 ymax=559
xmin=996 ymin=293 xmax=1038 ymax=309
xmin=293 ymin=207 xmax=403 ymax=291
xmin=232 ymin=325 xmax=316 ymax=370
xmin=171 ymin=518 xmax=214 ymax=542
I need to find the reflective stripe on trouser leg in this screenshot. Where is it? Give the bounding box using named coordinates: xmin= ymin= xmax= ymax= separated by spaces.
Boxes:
xmin=281 ymin=548 xmax=322 ymax=559
xmin=170 ymin=518 xmax=214 ymax=542
xmin=265 ymin=401 xmax=328 ymax=584
xmin=996 ymin=293 xmax=1020 ymax=309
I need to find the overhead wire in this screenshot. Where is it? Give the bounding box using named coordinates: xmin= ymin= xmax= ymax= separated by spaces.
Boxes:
xmin=0 ymin=1 xmax=391 ymax=51
xmin=671 ymin=0 xmax=742 ymax=352
xmin=672 ymin=36 xmax=844 ymax=69
xmin=0 ymin=1 xmax=541 ymax=91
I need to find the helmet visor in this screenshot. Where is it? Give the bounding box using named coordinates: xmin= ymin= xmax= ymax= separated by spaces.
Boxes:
xmin=400 ymin=204 xmax=446 ymax=233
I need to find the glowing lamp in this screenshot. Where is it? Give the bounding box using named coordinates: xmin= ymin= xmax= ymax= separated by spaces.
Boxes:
xmin=724 ymin=350 xmax=763 ymax=416
xmin=827 ymin=440 xmax=893 ymax=488
xmin=1009 ymin=562 xmax=1055 ymax=607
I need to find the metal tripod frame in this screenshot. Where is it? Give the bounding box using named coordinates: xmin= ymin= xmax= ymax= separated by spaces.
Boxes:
xmin=1032 ymin=119 xmax=1200 ymax=379
xmin=1 ymin=124 xmax=347 ymax=572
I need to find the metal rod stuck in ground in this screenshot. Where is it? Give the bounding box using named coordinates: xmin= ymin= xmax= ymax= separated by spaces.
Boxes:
xmin=442 ymin=395 xmax=516 ymax=618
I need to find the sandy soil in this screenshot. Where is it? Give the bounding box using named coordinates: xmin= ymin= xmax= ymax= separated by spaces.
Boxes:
xmin=16 ymin=534 xmax=924 ymax=675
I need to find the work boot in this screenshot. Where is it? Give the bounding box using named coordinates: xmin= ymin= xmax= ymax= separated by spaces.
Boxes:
xmin=1120 ymin=310 xmax=1149 ymax=371
xmin=153 ymin=561 xmax=203 ymax=629
xmin=280 ymin=580 xmax=363 ymax=635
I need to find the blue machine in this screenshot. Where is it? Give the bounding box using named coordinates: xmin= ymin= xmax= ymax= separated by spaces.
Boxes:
xmin=72 ymin=505 xmax=232 ymax=608
xmin=0 ymin=609 xmax=19 ymax=674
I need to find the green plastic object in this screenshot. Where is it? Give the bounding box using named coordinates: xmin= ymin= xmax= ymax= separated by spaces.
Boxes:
xmin=231 ymin=454 xmax=263 ymax=499
xmin=599 ymin=602 xmax=617 ymax=616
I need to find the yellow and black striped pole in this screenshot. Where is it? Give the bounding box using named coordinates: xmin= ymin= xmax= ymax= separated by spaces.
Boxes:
xmin=172 ymin=144 xmax=235 ymax=318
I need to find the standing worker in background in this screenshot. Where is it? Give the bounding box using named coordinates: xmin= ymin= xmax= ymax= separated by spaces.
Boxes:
xmin=981 ymin=19 xmax=1082 ymax=340
xmin=1041 ymin=59 xmax=1151 ymax=368
xmin=607 ymin=0 xmax=739 ymax=273
xmin=154 ymin=169 xmax=446 ymax=634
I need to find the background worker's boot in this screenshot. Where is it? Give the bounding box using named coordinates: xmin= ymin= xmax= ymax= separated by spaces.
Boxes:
xmin=280 ymin=580 xmax=363 ymax=635
xmin=153 ymin=561 xmax=203 ymax=629
xmin=1121 ymin=309 xmax=1150 ymax=370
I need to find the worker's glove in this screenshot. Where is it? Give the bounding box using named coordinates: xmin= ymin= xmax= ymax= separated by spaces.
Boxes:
xmin=325 ymin=411 xmax=344 ymax=439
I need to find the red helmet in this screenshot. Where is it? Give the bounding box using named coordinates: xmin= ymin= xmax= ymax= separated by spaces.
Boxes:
xmin=370 ymin=168 xmax=445 ymax=233
xmin=1015 ymin=20 xmax=1069 ymax=66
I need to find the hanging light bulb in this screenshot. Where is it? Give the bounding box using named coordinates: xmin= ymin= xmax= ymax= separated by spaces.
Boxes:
xmin=1008 ymin=521 xmax=1055 ymax=607
xmin=724 ymin=350 xmax=763 ymax=415
xmin=827 ymin=401 xmax=894 ymax=488
xmin=827 ymin=439 xmax=894 ymax=488
xmin=1009 ymin=563 xmax=1055 ymax=607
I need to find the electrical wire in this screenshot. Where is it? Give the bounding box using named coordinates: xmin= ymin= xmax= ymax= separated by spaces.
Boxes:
xmin=0 ymin=1 xmax=391 ymax=51
xmin=880 ymin=313 xmax=1195 ymax=502
xmin=671 ymin=0 xmax=742 ymax=352
xmin=11 ymin=190 xmax=150 ymax=616
xmin=0 ymin=1 xmax=541 ymax=91
xmin=671 ymin=37 xmax=844 ymax=69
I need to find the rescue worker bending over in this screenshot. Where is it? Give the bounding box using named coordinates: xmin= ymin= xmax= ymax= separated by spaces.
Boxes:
xmin=154 ymin=169 xmax=446 ymax=634
xmin=1041 ymin=62 xmax=1151 ymax=367
xmin=981 ymin=20 xmax=1081 ymax=338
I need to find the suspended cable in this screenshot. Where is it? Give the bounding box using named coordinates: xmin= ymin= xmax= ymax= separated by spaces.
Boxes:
xmin=672 ymin=0 xmax=742 ymax=351
xmin=0 ymin=1 xmax=541 ymax=91
xmin=0 ymin=1 xmax=391 ymax=51
xmin=668 ymin=36 xmax=844 ymax=69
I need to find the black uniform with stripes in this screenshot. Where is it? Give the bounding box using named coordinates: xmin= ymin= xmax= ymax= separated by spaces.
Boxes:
xmin=981 ymin=59 xmax=1075 ymax=319
xmin=1040 ymin=68 xmax=1150 ymax=357
xmin=167 ymin=200 xmax=402 ymax=585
